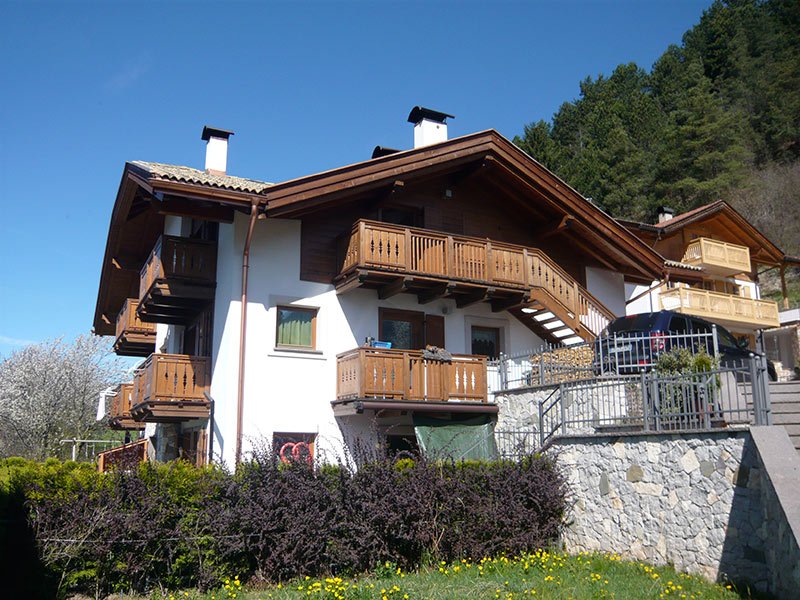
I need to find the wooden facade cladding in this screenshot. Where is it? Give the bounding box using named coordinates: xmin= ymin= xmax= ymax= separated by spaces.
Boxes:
xmin=137 ymin=235 xmax=217 ymax=325
xmin=97 ymin=438 xmax=148 ymax=473
xmin=660 ymin=287 xmax=780 ymax=330
xmin=113 ymin=298 xmax=156 ymax=357
xmin=336 ymin=347 xmax=488 ymax=404
xmin=337 ymin=220 xmax=615 ymax=340
xmin=681 ymin=238 xmax=752 ymax=277
xmin=108 ymin=382 xmax=144 ymax=430
xmin=130 ymin=353 xmax=211 ymax=422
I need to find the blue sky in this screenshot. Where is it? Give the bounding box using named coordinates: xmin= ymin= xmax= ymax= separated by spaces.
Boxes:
xmin=0 ymin=0 xmax=712 ymax=357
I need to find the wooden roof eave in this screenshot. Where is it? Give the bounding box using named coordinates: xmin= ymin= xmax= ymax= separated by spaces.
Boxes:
xmin=264 ymin=134 xmax=496 ymax=217
xmin=485 ymin=135 xmax=667 ymax=281
xmin=664 ymin=265 xmax=706 ymax=284
xmin=94 ymin=166 xmax=267 ymax=336
xmin=657 ymin=202 xmax=785 ymax=266
xmin=261 ymin=130 xmax=666 ymax=282
xmin=93 ymin=169 xmax=143 ymax=336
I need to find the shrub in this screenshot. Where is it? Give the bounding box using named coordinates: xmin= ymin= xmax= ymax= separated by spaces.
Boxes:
xmin=6 ymin=451 xmax=566 ymax=598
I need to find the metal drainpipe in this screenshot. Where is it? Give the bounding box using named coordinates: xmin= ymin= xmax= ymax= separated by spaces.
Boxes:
xmin=235 ymin=200 xmax=261 ymax=465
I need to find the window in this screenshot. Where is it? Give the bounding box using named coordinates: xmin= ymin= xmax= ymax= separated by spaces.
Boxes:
xmin=691 ymin=320 xmax=711 ymax=335
xmin=379 ymin=308 xmax=424 ymax=349
xmin=378 ymin=308 xmax=445 ymax=349
xmin=471 ymin=326 xmax=500 ymax=359
xmin=668 ymin=316 xmax=689 ymax=334
xmin=276 ymin=306 xmax=317 ymax=349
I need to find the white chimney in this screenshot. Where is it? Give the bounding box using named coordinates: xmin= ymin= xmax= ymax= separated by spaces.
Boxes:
xmin=407 ymin=107 xmax=454 ymax=148
xmin=657 ymin=206 xmax=675 ymax=224
xmin=201 ymin=126 xmax=234 ymax=175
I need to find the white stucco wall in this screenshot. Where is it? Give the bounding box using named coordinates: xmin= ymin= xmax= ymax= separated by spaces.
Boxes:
xmin=625 ymin=282 xmax=658 ymax=316
xmin=209 ymin=214 xmax=545 ymax=467
xmin=585 ymin=267 xmax=626 ymax=317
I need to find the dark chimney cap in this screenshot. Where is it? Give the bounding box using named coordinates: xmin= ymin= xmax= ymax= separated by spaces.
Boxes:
xmin=372 ymin=146 xmax=402 ymax=159
xmin=407 ymin=107 xmax=455 ymax=125
xmin=657 ymin=205 xmax=675 ymax=215
xmin=201 ymin=126 xmax=235 ymax=141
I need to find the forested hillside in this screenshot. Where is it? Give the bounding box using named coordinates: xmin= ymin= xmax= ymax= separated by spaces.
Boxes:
xmin=514 ymin=0 xmax=799 ymax=258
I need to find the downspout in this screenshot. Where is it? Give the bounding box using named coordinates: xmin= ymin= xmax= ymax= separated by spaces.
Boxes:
xmin=236 ymin=200 xmax=261 ymax=465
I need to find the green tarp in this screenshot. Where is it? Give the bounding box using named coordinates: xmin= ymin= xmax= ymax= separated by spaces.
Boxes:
xmin=413 ymin=415 xmax=498 ymax=461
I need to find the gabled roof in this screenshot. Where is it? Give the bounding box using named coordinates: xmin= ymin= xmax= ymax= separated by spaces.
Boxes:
xmin=95 ymin=129 xmax=688 ymax=334
xmin=255 ymin=130 xmax=671 ymax=279
xmin=621 ymin=200 xmax=786 ymax=266
xmin=129 ymin=161 xmax=272 ymax=194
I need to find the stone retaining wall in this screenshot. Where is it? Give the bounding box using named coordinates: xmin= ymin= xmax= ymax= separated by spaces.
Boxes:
xmin=553 ymin=428 xmax=800 ymax=597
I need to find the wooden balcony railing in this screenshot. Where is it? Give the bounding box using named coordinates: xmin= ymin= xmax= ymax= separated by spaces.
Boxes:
xmin=137 ymin=235 xmax=217 ymax=324
xmin=113 ymin=298 xmax=156 ymax=357
xmin=339 ymin=220 xmax=615 ymax=337
xmin=660 ymin=287 xmax=779 ymax=329
xmin=97 ymin=438 xmax=148 ymax=473
xmin=130 ymin=353 xmax=212 ymax=422
xmin=108 ymin=382 xmax=144 ymax=430
xmin=682 ymin=238 xmax=751 ymax=276
xmin=336 ymin=347 xmax=488 ymax=403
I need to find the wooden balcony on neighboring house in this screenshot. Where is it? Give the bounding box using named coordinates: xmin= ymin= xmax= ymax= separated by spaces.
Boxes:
xmin=137 ymin=235 xmax=217 ymax=325
xmin=130 ymin=353 xmax=211 ymax=422
xmin=97 ymin=438 xmax=148 ymax=473
xmin=337 ymin=220 xmax=615 ymax=342
xmin=681 ymin=238 xmax=751 ymax=277
xmin=333 ymin=346 xmax=493 ymax=416
xmin=660 ymin=287 xmax=780 ymax=330
xmin=108 ymin=382 xmax=144 ymax=430
xmin=113 ymin=299 xmax=156 ymax=356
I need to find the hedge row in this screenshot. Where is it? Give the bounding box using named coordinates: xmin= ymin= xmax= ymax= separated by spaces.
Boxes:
xmin=0 ymin=452 xmax=566 ymax=598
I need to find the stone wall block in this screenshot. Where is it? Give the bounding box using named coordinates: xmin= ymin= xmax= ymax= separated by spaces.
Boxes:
xmin=681 ymin=448 xmax=700 ymax=473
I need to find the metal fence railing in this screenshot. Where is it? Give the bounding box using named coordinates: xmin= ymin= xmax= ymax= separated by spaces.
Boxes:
xmin=494 ymin=354 xmax=772 ymax=460
xmin=489 ymin=330 xmax=722 ymax=392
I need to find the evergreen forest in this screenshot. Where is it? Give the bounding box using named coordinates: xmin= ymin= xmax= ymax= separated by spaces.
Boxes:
xmin=514 ymin=0 xmax=799 ymax=265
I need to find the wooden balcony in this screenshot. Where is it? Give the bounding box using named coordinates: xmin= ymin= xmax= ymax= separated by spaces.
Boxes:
xmin=113 ymin=299 xmax=156 ymax=357
xmin=334 ymin=347 xmax=492 ymax=415
xmin=130 ymin=353 xmax=211 ymax=422
xmin=137 ymin=235 xmax=217 ymax=325
xmin=660 ymin=287 xmax=780 ymax=330
xmin=681 ymin=238 xmax=751 ymax=276
xmin=108 ymin=382 xmax=144 ymax=430
xmin=97 ymin=438 xmax=148 ymax=473
xmin=336 ymin=220 xmax=615 ymax=340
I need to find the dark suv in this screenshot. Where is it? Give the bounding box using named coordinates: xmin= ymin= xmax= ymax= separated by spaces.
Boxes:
xmin=593 ymin=310 xmax=776 ymax=379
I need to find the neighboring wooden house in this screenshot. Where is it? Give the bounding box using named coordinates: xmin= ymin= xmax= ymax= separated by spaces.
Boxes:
xmin=94 ymin=108 xmax=767 ymax=468
xmin=620 ymin=202 xmax=792 ymax=348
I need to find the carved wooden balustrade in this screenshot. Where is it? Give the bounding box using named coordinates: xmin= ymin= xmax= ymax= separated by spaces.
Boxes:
xmin=113 ymin=298 xmax=156 ymax=356
xmin=137 ymin=235 xmax=217 ymax=324
xmin=660 ymin=287 xmax=779 ymax=329
xmin=339 ymin=220 xmax=615 ymax=338
xmin=336 ymin=347 xmax=488 ymax=403
xmin=681 ymin=238 xmax=751 ymax=276
xmin=130 ymin=353 xmax=211 ymax=422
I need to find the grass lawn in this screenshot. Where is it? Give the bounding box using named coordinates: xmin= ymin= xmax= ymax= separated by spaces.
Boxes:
xmin=149 ymin=551 xmax=742 ymax=600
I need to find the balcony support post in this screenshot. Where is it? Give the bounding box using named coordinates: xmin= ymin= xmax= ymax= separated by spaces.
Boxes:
xmin=780 ymin=263 xmax=789 ymax=310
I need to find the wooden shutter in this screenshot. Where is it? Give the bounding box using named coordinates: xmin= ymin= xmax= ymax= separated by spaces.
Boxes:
xmin=424 ymin=314 xmax=445 ymax=348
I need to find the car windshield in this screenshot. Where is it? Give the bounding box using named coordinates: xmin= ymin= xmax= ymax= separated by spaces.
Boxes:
xmin=603 ymin=313 xmax=661 ymax=335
